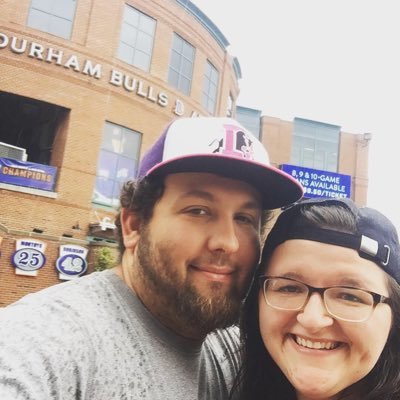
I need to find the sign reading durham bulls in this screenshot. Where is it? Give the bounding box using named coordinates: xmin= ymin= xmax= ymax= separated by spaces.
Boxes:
xmin=11 ymin=239 xmax=47 ymax=275
xmin=56 ymin=244 xmax=88 ymax=280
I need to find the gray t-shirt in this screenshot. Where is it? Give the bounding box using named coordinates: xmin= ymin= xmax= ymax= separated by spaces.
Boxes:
xmin=0 ymin=270 xmax=241 ymax=400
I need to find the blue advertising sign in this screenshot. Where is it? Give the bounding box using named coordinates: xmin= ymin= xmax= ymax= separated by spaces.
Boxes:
xmin=0 ymin=157 xmax=57 ymax=191
xmin=281 ymin=164 xmax=352 ymax=199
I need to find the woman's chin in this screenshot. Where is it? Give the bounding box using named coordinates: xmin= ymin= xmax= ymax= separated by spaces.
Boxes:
xmin=288 ymin=367 xmax=340 ymax=399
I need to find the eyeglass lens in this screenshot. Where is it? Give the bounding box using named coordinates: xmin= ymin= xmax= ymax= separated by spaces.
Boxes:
xmin=263 ymin=278 xmax=375 ymax=322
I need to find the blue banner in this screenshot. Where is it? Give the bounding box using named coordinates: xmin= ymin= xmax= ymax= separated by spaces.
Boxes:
xmin=0 ymin=157 xmax=57 ymax=191
xmin=281 ymin=164 xmax=351 ymax=199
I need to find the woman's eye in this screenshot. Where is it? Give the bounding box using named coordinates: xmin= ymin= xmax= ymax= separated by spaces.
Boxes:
xmin=185 ymin=208 xmax=208 ymax=216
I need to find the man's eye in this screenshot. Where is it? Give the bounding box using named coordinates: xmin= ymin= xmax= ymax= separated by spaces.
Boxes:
xmin=235 ymin=214 xmax=255 ymax=224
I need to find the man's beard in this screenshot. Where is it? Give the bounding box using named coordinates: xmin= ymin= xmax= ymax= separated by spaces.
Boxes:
xmin=135 ymin=226 xmax=245 ymax=336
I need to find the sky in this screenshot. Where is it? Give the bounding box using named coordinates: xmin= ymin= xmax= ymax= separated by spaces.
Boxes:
xmin=191 ymin=0 xmax=400 ymax=233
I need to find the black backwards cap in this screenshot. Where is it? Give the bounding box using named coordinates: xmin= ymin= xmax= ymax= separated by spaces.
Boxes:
xmin=262 ymin=197 xmax=400 ymax=283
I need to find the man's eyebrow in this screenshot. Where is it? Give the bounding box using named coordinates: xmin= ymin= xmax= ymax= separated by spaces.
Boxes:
xmin=180 ymin=189 xmax=215 ymax=202
xmin=179 ymin=190 xmax=261 ymax=210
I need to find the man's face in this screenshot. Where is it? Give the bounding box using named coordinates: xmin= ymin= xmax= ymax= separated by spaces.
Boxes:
xmin=132 ymin=172 xmax=262 ymax=339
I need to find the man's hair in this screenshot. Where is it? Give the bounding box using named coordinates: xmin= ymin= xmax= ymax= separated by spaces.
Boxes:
xmin=114 ymin=175 xmax=273 ymax=258
xmin=230 ymin=202 xmax=400 ymax=400
xmin=114 ymin=176 xmax=165 ymax=258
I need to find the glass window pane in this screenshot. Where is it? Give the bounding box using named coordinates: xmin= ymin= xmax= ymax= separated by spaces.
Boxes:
xmin=168 ymin=33 xmax=193 ymax=95
xmin=94 ymin=122 xmax=142 ymax=208
xmin=172 ymin=34 xmax=183 ymax=52
xmin=48 ymin=15 xmax=72 ymax=39
xmin=136 ymin=31 xmax=152 ymax=53
xmin=139 ymin=14 xmax=155 ymax=35
xmin=51 ymin=0 xmax=76 ymax=19
xmin=168 ymin=69 xmax=179 ymax=87
xmin=116 ymin=156 xmax=136 ymax=182
xmin=209 ymin=83 xmax=217 ymax=99
xmin=94 ymin=177 xmax=114 ymax=205
xmin=98 ymin=151 xmax=119 ymax=175
xmin=120 ymin=24 xmax=137 ymax=46
xmin=28 ymin=0 xmax=76 ymax=39
xmin=118 ymin=5 xmax=155 ymax=70
xmin=133 ymin=50 xmax=150 ymax=72
xmin=27 ymin=9 xmax=50 ymax=31
xmin=102 ymin=124 xmax=122 ymax=152
xmin=292 ymin=118 xmax=340 ymax=171
xmin=118 ymin=42 xmax=134 ymax=64
xmin=124 ymin=6 xmax=139 ymax=27
xmin=169 ymin=50 xmax=180 ymax=70
xmin=182 ymin=41 xmax=194 ymax=59
xmin=181 ymin=57 xmax=192 ymax=78
xmin=31 ymin=0 xmax=52 ymax=11
xmin=121 ymin=131 xmax=141 ymax=158
xmin=180 ymin=77 xmax=191 ymax=96
xmin=210 ymin=68 xmax=219 ymax=85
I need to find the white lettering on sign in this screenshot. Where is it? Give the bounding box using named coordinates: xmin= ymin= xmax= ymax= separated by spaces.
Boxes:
xmin=288 ymin=167 xmax=350 ymax=199
xmin=109 ymin=69 xmax=170 ymax=107
xmin=0 ymin=31 xmax=203 ymax=116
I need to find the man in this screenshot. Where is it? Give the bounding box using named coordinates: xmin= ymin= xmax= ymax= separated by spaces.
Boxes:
xmin=0 ymin=117 xmax=303 ymax=399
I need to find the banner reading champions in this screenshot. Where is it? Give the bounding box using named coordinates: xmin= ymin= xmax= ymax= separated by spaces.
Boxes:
xmin=0 ymin=157 xmax=57 ymax=191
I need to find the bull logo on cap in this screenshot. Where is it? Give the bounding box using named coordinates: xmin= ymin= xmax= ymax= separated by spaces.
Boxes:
xmin=210 ymin=123 xmax=255 ymax=160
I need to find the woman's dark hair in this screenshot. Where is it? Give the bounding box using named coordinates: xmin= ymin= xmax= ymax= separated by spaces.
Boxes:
xmin=230 ymin=202 xmax=400 ymax=400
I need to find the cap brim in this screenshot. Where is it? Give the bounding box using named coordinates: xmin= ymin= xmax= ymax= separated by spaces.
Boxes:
xmin=146 ymin=155 xmax=304 ymax=210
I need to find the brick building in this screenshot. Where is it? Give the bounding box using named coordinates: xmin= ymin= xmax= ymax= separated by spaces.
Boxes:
xmin=0 ymin=0 xmax=369 ymax=306
xmin=0 ymin=0 xmax=242 ymax=305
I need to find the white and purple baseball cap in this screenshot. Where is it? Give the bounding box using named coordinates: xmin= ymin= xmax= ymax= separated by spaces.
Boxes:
xmin=137 ymin=117 xmax=304 ymax=210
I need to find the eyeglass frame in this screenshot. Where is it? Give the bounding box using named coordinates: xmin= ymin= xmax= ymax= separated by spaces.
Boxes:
xmin=258 ymin=275 xmax=392 ymax=323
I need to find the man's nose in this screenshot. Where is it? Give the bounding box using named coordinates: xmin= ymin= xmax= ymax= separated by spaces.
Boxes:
xmin=207 ymin=218 xmax=239 ymax=254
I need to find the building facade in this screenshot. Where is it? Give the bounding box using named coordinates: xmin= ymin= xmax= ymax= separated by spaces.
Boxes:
xmin=0 ymin=0 xmax=370 ymax=306
xmin=0 ymin=0 xmax=241 ymax=305
xmin=259 ymin=115 xmax=370 ymax=206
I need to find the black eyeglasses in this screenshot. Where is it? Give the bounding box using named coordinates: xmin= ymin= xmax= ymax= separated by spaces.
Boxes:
xmin=259 ymin=276 xmax=391 ymax=323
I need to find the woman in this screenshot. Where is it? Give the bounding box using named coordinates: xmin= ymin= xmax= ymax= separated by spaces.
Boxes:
xmin=230 ymin=197 xmax=400 ymax=400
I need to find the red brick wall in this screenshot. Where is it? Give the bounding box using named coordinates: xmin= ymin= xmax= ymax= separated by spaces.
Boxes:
xmin=0 ymin=0 xmax=240 ymax=305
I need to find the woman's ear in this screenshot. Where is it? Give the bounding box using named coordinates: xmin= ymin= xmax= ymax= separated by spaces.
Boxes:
xmin=120 ymin=208 xmax=141 ymax=250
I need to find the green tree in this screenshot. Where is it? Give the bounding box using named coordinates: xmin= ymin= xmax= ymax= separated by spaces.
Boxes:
xmin=93 ymin=247 xmax=116 ymax=272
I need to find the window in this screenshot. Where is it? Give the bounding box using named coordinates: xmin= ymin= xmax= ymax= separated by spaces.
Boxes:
xmin=0 ymin=91 xmax=67 ymax=165
xmin=202 ymin=60 xmax=219 ymax=114
xmin=291 ymin=118 xmax=340 ymax=172
xmin=27 ymin=0 xmax=77 ymax=39
xmin=117 ymin=5 xmax=156 ymax=72
xmin=93 ymin=122 xmax=141 ymax=207
xmin=168 ymin=33 xmax=195 ymax=96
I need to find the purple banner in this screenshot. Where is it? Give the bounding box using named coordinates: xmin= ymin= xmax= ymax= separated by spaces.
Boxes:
xmin=0 ymin=157 xmax=57 ymax=191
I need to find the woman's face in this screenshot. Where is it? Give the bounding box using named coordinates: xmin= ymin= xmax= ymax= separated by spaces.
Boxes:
xmin=258 ymin=239 xmax=393 ymax=400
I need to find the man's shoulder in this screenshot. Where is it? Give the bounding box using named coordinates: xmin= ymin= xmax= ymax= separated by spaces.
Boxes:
xmin=0 ymin=270 xmax=117 ymax=322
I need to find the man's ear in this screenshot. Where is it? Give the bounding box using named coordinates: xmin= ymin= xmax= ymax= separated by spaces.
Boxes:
xmin=120 ymin=208 xmax=141 ymax=249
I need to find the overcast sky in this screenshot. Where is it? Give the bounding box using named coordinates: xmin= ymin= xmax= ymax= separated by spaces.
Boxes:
xmin=191 ymin=0 xmax=400 ymax=233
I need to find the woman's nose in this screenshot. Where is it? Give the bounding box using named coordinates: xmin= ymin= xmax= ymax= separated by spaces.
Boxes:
xmin=296 ymin=292 xmax=334 ymax=331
